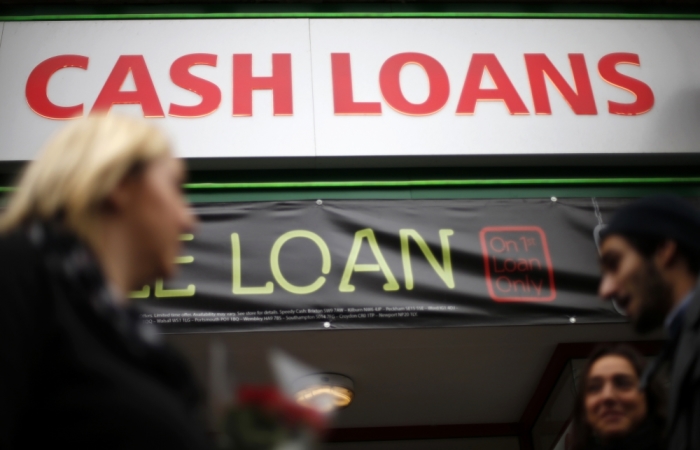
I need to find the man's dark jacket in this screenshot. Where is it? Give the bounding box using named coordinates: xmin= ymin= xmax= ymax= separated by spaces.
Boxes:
xmin=668 ymin=290 xmax=700 ymax=449
xmin=0 ymin=223 xmax=212 ymax=449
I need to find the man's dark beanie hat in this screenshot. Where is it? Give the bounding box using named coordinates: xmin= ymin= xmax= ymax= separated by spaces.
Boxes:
xmin=599 ymin=195 xmax=700 ymax=256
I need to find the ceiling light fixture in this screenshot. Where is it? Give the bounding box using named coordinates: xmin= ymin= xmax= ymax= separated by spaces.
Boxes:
xmin=293 ymin=373 xmax=354 ymax=413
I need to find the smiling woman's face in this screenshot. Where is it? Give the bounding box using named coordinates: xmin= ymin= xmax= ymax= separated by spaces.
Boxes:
xmin=584 ymin=355 xmax=647 ymax=441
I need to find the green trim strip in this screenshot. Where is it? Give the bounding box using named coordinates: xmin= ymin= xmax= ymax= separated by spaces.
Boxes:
xmin=182 ymin=177 xmax=700 ymax=190
xmin=1 ymin=177 xmax=699 ymax=194
xmin=1 ymin=12 xmax=700 ymax=21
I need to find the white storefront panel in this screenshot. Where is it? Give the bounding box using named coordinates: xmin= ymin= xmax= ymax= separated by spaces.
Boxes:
xmin=0 ymin=18 xmax=698 ymax=160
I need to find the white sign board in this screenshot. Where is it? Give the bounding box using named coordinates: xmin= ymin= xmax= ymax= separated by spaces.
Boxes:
xmin=0 ymin=18 xmax=699 ymax=160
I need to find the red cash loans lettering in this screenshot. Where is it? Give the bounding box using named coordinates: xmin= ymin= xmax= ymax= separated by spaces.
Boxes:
xmin=25 ymin=51 xmax=654 ymax=120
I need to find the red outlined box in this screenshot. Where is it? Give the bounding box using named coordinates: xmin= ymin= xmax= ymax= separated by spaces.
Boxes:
xmin=479 ymin=226 xmax=556 ymax=302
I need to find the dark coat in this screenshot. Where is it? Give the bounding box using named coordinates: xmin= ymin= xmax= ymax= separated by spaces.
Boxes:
xmin=0 ymin=223 xmax=212 ymax=450
xmin=667 ymin=289 xmax=700 ymax=450
xmin=577 ymin=419 xmax=664 ymax=450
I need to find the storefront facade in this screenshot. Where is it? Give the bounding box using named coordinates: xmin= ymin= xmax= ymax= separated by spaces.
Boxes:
xmin=1 ymin=1 xmax=699 ymax=449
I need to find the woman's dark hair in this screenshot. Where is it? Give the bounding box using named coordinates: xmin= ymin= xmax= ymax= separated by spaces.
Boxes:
xmin=568 ymin=344 xmax=666 ymax=450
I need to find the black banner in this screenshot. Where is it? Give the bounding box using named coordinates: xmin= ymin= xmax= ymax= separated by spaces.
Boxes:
xmin=135 ymin=198 xmax=630 ymax=332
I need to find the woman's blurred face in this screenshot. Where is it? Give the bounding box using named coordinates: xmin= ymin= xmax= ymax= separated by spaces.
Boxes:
xmin=123 ymin=155 xmax=195 ymax=285
xmin=584 ymin=355 xmax=647 ymax=441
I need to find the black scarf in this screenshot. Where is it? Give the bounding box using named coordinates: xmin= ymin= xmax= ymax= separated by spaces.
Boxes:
xmin=584 ymin=419 xmax=664 ymax=450
xmin=25 ymin=220 xmax=201 ymax=410
xmin=26 ymin=220 xmax=162 ymax=349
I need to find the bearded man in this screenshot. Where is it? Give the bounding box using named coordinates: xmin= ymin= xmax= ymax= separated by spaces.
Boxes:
xmin=598 ymin=195 xmax=700 ymax=450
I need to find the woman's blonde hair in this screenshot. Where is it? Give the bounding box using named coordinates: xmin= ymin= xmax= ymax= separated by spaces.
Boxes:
xmin=0 ymin=115 xmax=171 ymax=237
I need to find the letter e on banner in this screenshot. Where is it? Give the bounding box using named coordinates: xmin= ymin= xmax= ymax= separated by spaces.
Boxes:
xmin=480 ymin=226 xmax=556 ymax=302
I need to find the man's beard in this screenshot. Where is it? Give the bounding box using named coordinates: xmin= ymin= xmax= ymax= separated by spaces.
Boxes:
xmin=629 ymin=262 xmax=674 ymax=334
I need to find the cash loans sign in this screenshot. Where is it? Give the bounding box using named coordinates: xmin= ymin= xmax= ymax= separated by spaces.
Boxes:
xmin=27 ymin=52 xmax=653 ymax=119
xmin=3 ymin=19 xmax=699 ymax=160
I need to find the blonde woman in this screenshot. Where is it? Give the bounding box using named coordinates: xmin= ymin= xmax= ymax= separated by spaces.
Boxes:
xmin=0 ymin=116 xmax=207 ymax=449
